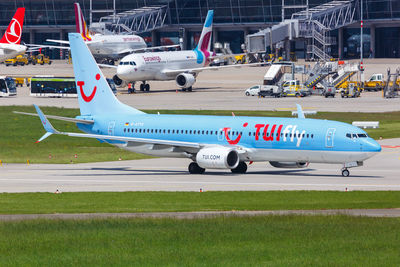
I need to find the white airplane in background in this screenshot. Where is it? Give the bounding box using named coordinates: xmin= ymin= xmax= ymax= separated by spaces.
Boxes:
xmin=46 ymin=3 xmax=178 ymax=64
xmin=113 ymin=10 xmax=261 ymax=92
xmin=0 ymin=8 xmax=27 ymax=62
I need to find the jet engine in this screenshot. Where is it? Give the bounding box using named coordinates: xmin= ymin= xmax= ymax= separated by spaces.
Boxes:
xmin=176 ymin=73 xmax=196 ymax=88
xmin=112 ymin=74 xmax=126 ymax=87
xmin=269 ymin=161 xmax=309 ymax=168
xmin=196 ymin=147 xmax=239 ymax=169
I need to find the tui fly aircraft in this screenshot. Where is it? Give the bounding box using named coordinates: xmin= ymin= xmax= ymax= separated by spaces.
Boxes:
xmin=24 ymin=33 xmax=381 ymax=177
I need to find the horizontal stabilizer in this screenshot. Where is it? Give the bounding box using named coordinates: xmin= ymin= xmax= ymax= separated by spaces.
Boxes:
xmin=13 ymin=111 xmax=94 ymax=124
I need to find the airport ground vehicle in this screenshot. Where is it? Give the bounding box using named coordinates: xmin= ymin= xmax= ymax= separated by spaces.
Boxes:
xmin=340 ymin=83 xmax=361 ymax=98
xmin=245 ymin=85 xmax=261 ymax=96
xmin=281 ymin=80 xmax=311 ymax=97
xmin=36 ymin=54 xmax=52 ymax=65
xmin=0 ymin=77 xmax=17 ymax=96
xmin=5 ymin=55 xmax=29 ymax=66
xmin=364 ymin=73 xmax=385 ymax=91
xmin=30 ymin=77 xmax=116 ymax=97
xmin=244 ymin=84 xmax=281 ymax=97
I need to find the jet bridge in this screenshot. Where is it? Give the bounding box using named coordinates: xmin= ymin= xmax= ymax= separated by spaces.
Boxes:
xmin=246 ymin=0 xmax=358 ymax=60
xmin=93 ymin=5 xmax=169 ymax=34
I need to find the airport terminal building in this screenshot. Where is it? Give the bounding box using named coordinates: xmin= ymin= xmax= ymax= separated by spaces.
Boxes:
xmin=0 ymin=0 xmax=399 ymax=59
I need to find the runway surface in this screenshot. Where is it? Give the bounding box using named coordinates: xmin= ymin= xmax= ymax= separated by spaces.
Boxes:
xmin=1 ymin=139 xmax=399 ymax=193
xmin=1 ymin=209 xmax=400 ymax=221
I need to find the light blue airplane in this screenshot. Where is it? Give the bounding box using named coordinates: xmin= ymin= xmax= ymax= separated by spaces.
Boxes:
xmin=29 ymin=33 xmax=381 ymax=177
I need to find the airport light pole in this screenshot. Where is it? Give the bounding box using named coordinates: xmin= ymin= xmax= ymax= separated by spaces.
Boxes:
xmin=360 ymin=0 xmax=364 ymax=81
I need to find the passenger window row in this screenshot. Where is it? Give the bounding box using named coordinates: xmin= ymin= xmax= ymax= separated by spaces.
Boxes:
xmin=122 ymin=127 xmax=314 ymax=139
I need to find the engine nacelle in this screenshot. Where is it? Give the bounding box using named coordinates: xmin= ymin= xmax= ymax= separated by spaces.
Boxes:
xmin=176 ymin=73 xmax=196 ymax=88
xmin=112 ymin=74 xmax=126 ymax=87
xmin=269 ymin=161 xmax=309 ymax=169
xmin=196 ymin=147 xmax=239 ymax=169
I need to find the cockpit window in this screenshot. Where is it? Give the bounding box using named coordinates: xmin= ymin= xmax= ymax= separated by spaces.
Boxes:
xmin=130 ymin=61 xmax=136 ymax=65
xmin=346 ymin=133 xmax=369 ymax=139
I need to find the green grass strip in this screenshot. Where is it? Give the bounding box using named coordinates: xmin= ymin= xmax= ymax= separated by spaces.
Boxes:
xmin=0 ymin=215 xmax=399 ymax=266
xmin=0 ymin=191 xmax=399 ymax=214
xmin=1 ymin=106 xmax=400 ymax=163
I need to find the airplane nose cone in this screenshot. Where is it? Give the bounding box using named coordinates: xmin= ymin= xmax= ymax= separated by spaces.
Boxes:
xmin=366 ymin=138 xmax=382 ymax=152
xmin=117 ymin=66 xmax=131 ymax=81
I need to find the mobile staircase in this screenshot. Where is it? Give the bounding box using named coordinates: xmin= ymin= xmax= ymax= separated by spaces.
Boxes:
xmin=383 ymin=68 xmax=399 ymax=98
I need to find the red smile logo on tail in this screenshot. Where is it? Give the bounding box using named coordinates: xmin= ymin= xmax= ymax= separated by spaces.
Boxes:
xmin=77 ymin=73 xmax=100 ymax=102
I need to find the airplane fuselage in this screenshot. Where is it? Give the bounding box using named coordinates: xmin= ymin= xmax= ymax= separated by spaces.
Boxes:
xmin=76 ymin=113 xmax=381 ymax=163
xmin=88 ymin=34 xmax=147 ymax=60
xmin=117 ymin=50 xmax=206 ymax=81
xmin=0 ymin=43 xmax=26 ymax=62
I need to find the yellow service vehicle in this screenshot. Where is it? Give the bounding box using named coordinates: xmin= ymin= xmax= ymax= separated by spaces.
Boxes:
xmin=281 ymin=80 xmax=311 ymax=97
xmin=5 ymin=55 xmax=29 ymax=66
xmin=340 ymin=83 xmax=361 ymax=98
xmin=234 ymin=54 xmax=246 ymax=64
xmin=36 ymin=54 xmax=52 ymax=65
xmin=364 ymin=73 xmax=385 ymax=91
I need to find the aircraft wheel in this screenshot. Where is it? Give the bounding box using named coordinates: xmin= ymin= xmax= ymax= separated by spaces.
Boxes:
xmin=188 ymin=162 xmax=205 ymax=174
xmin=145 ymin=84 xmax=150 ymax=91
xmin=231 ymin=162 xmax=247 ymax=174
xmin=341 ymin=168 xmax=350 ymax=177
xmin=187 ymin=86 xmax=192 ymax=92
xmin=140 ymin=84 xmax=144 ymax=91
xmin=182 ymin=88 xmax=186 ymax=92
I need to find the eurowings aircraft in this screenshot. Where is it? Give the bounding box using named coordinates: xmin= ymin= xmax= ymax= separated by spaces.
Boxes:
xmin=24 ymin=33 xmax=381 ymax=177
xmin=114 ymin=10 xmax=261 ymax=92
xmin=0 ymin=8 xmax=27 ymax=62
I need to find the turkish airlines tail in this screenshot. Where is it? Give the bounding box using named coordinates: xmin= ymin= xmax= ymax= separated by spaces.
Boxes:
xmin=74 ymin=3 xmax=92 ymax=41
xmin=0 ymin=7 xmax=25 ymax=44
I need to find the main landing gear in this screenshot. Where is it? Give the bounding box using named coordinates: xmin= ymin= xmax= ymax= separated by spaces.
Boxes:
xmin=231 ymin=162 xmax=247 ymax=174
xmin=181 ymin=86 xmax=192 ymax=92
xmin=187 ymin=162 xmax=248 ymax=174
xmin=139 ymin=81 xmax=150 ymax=91
xmin=188 ymin=162 xmax=205 ymax=174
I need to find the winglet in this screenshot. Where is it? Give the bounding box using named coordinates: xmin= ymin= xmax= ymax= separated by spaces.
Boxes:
xmin=34 ymin=104 xmax=59 ymax=142
xmin=296 ymin=104 xmax=305 ymax=119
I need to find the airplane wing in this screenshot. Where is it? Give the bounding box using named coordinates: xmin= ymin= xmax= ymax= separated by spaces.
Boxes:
xmin=46 ymin=39 xmax=104 ymax=45
xmin=27 ymin=44 xmax=70 ymax=50
xmin=162 ymin=62 xmax=267 ymax=76
xmin=46 ymin=39 xmax=70 ymax=45
xmin=98 ymin=63 xmax=118 ymax=69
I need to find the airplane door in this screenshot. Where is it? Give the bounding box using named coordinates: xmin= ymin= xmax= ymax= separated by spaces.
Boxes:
xmin=108 ymin=121 xmax=116 ymax=136
xmin=217 ymin=128 xmax=225 ymax=142
xmin=325 ymin=128 xmax=336 ymax=148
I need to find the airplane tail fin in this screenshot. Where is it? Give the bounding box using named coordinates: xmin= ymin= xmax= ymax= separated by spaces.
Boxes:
xmin=69 ymin=33 xmax=144 ymax=116
xmin=0 ymin=8 xmax=25 ymax=44
xmin=74 ymin=3 xmax=92 ymax=41
xmin=195 ymin=10 xmax=214 ymax=57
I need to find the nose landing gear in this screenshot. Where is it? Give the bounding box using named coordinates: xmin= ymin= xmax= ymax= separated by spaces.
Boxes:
xmin=140 ymin=81 xmax=150 ymax=91
xmin=341 ymin=161 xmax=363 ymax=177
xmin=341 ymin=168 xmax=350 ymax=177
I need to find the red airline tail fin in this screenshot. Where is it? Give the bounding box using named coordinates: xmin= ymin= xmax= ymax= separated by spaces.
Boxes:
xmin=0 ymin=8 xmax=25 ymax=44
xmin=74 ymin=3 xmax=92 ymax=41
